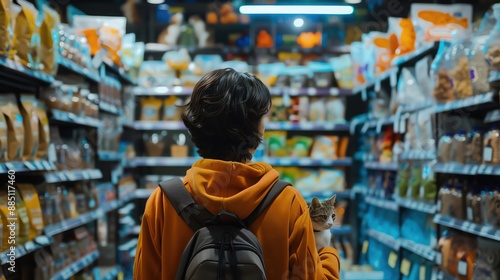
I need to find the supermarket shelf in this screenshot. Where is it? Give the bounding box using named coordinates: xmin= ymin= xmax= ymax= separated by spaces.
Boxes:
xmin=284 ymin=87 xmax=354 ymax=97
xmin=400 ymin=150 xmax=436 ymax=161
xmin=56 ymin=56 xmax=100 ymax=83
xmin=438 ymin=270 xmax=459 ymax=280
xmin=98 ymin=151 xmax=123 ymax=161
xmin=433 ymin=214 xmax=500 ymax=241
xmin=99 ymin=102 xmax=122 ymax=115
xmin=125 ymin=121 xmax=186 ymax=130
xmin=45 ymin=169 xmax=103 ymax=183
xmin=341 ymin=270 xmax=385 ymax=280
xmin=362 ymin=116 xmax=395 ymax=132
xmin=132 ymin=86 xmax=193 ymax=96
xmin=365 ymin=197 xmax=399 ymax=212
xmin=44 ymin=200 xmax=118 ymax=236
xmin=135 ymin=188 xmax=155 ymax=199
xmin=434 ymin=163 xmax=500 ymax=176
xmin=0 ymin=160 xmax=56 ymax=174
xmin=0 ymin=236 xmax=52 ymax=265
xmin=330 ymin=225 xmax=352 ymax=235
xmin=400 ymin=238 xmax=436 ymax=261
xmin=396 ymin=198 xmax=436 ymax=214
xmin=434 ymin=92 xmax=497 ymax=114
xmin=119 ymin=190 xmax=137 ymax=205
xmin=364 ymin=161 xmax=399 ymax=171
xmin=0 ymin=57 xmax=54 ymax=90
xmin=126 ymin=157 xmax=199 ymax=167
xmin=352 ymin=68 xmax=398 ymax=95
xmin=391 ymin=42 xmax=436 ymax=67
xmin=264 ymin=157 xmax=352 ymax=167
xmin=102 ymin=59 xmax=137 ymax=86
xmin=100 ymin=265 xmax=121 ymax=280
xmin=265 ymin=122 xmax=349 ymax=131
xmin=51 ymin=250 xmax=99 ymax=280
xmin=300 ymin=189 xmax=352 ymax=201
xmin=400 ymin=100 xmax=435 ymax=113
xmin=50 ymin=109 xmax=102 ymax=128
xmin=367 ymin=229 xmax=400 ymax=251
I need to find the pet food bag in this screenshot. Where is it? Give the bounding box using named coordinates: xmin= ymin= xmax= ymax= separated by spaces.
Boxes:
xmin=388 ymin=17 xmax=416 ymax=57
xmin=11 ymin=0 xmax=39 ymax=67
xmin=0 ymin=0 xmax=11 ymax=56
xmin=40 ymin=4 xmax=60 ymax=74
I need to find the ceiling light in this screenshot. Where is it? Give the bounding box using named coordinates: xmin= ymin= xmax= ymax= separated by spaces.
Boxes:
xmin=147 ymin=0 xmax=164 ymax=4
xmin=294 ymin=18 xmax=304 ymax=27
xmin=344 ymin=0 xmax=362 ymax=4
xmin=239 ymin=5 xmax=354 ymax=15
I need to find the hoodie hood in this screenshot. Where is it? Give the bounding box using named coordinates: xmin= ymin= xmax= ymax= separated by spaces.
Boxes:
xmin=185 ymin=159 xmax=280 ymax=220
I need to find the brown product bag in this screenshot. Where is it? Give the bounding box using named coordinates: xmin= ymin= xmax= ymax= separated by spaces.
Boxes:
xmin=19 ymin=94 xmax=39 ymax=160
xmin=40 ymin=5 xmax=60 ymax=74
xmin=34 ymin=102 xmax=50 ymax=159
xmin=11 ymin=0 xmax=38 ymax=67
xmin=0 ymin=94 xmax=24 ymax=161
xmin=0 ymin=113 xmax=7 ymax=161
xmin=0 ymin=0 xmax=10 ymax=56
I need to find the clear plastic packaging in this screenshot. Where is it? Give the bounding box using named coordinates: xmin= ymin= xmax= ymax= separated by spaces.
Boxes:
xmin=138 ymin=61 xmax=176 ymax=88
xmin=483 ymin=126 xmax=500 ymax=164
xmin=286 ymin=66 xmax=309 ymax=89
xmin=163 ymin=48 xmax=191 ymax=71
xmin=466 ymin=185 xmax=482 ymax=224
xmin=448 ymin=36 xmax=474 ymax=99
xmin=451 ymin=130 xmax=468 ymax=164
xmin=220 ymin=60 xmax=249 ymax=73
xmin=193 ymin=54 xmax=223 ymax=76
xmin=307 ymin=62 xmax=335 ymax=88
xmin=257 ymin=62 xmax=286 ymax=87
xmin=484 ymin=4 xmax=500 ymax=72
xmin=466 ymin=127 xmax=483 ymax=164
xmin=437 ymin=132 xmax=454 ymax=163
xmin=329 ymin=54 xmax=353 ymax=89
xmin=431 ymin=40 xmax=454 ymax=103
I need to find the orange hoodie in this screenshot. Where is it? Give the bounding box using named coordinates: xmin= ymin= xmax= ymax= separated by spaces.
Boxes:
xmin=134 ymin=159 xmax=341 ymax=279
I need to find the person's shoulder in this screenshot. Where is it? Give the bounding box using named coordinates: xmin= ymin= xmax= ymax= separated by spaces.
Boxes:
xmin=143 ymin=187 xmax=165 ymax=217
xmin=276 ymin=183 xmax=308 ymax=210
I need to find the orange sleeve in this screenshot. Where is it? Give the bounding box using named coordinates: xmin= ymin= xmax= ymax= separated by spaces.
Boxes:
xmin=133 ymin=189 xmax=163 ymax=280
xmin=288 ymin=190 xmax=341 ymax=280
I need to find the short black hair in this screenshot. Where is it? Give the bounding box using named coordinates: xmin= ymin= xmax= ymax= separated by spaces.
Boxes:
xmin=182 ymin=68 xmax=271 ymax=162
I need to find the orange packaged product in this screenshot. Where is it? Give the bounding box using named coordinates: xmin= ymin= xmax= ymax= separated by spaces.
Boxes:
xmin=256 ymin=30 xmax=273 ymax=48
xmin=0 ymin=0 xmax=11 ymax=56
xmin=297 ymin=31 xmax=321 ymax=49
xmin=411 ymin=3 xmax=472 ymax=42
xmin=388 ymin=17 xmax=416 ymax=56
xmin=368 ymin=31 xmax=392 ymax=74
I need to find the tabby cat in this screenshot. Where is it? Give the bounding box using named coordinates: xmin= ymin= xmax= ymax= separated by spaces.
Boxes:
xmin=309 ymin=195 xmax=336 ymax=250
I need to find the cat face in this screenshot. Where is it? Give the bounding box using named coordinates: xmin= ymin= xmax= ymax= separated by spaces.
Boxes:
xmin=309 ymin=195 xmax=336 ymax=231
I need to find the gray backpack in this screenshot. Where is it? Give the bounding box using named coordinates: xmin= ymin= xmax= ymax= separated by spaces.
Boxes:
xmin=159 ymin=178 xmax=290 ymax=280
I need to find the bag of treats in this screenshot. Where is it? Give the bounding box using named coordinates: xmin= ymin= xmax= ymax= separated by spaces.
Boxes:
xmin=140 ymin=97 xmax=162 ymax=121
xmin=34 ymin=102 xmax=50 ymax=160
xmin=368 ymin=31 xmax=392 ymax=74
xmin=388 ymin=17 xmax=416 ymax=57
xmin=411 ymin=3 xmax=472 ymax=42
xmin=449 ymin=35 xmax=474 ymax=99
xmin=40 ymin=4 xmax=60 ymax=74
xmin=431 ymin=40 xmax=454 ymax=103
xmin=485 ymin=4 xmax=500 ymax=90
xmin=0 ymin=0 xmax=11 ymax=56
xmin=11 ymin=0 xmax=39 ymax=67
xmin=19 ymin=94 xmax=39 ymax=160
xmin=0 ymin=94 xmax=24 ymax=161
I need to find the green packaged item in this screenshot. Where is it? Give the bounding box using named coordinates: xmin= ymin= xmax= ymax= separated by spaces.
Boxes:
xmin=288 ymin=136 xmax=313 ymax=157
xmin=264 ymin=131 xmax=287 ymax=157
xmin=408 ymin=164 xmax=423 ymax=199
xmin=396 ymin=162 xmax=410 ymax=198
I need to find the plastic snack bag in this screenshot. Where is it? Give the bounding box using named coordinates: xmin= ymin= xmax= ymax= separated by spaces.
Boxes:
xmin=264 ymin=131 xmax=287 ymax=157
xmin=11 ymin=0 xmax=39 ymax=67
xmin=318 ymin=169 xmax=345 ymax=191
xmin=388 ymin=17 xmax=416 ymax=56
xmin=40 ymin=4 xmax=60 ymax=74
xmin=0 ymin=0 xmax=11 ymax=56
xmin=326 ymin=98 xmax=345 ymax=124
xmin=193 ymin=54 xmax=223 ymax=75
xmin=288 ymin=136 xmax=313 ymax=157
xmin=310 ymin=136 xmax=338 ymax=160
xmin=431 ymin=40 xmax=455 ymax=103
xmin=484 ymin=4 xmax=500 ymax=89
xmin=138 ymin=61 xmax=176 ymax=87
xmin=368 ymin=31 xmax=392 ymax=74
xmin=351 ymin=41 xmax=367 ymax=85
xmin=411 ymin=3 xmax=472 ymax=42
xmin=329 ymin=54 xmax=353 ymax=89
xmin=256 ymin=63 xmax=286 ymax=87
xmin=448 ymin=34 xmax=473 ymax=99
xmin=121 ymin=33 xmax=135 ymax=70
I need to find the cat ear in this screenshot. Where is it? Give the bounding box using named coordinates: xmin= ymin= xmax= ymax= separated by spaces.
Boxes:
xmin=327 ymin=195 xmax=337 ymax=205
xmin=310 ymin=197 xmax=321 ymax=209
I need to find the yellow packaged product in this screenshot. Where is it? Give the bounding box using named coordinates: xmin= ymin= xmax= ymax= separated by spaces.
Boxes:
xmin=162 ymin=96 xmax=182 ymax=121
xmin=40 ymin=5 xmax=61 ymax=74
xmin=19 ymin=94 xmax=39 ymax=160
xmin=288 ymin=136 xmax=314 ymax=157
xmin=0 ymin=94 xmax=24 ymax=161
xmin=15 ymin=189 xmax=30 ymax=244
xmin=411 ymin=3 xmax=472 ymax=42
xmin=311 ymin=136 xmax=339 ymax=160
xmin=0 ymin=0 xmax=11 ymax=56
xmin=17 ymin=184 xmax=44 ymax=240
xmin=34 ymin=102 xmax=50 ymax=160
xmin=11 ymin=0 xmax=39 ymax=67
xmin=388 ymin=17 xmax=416 ymax=57
xmin=140 ymin=97 xmax=162 ymax=121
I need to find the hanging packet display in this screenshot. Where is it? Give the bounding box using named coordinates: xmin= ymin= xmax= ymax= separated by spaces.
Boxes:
xmin=368 ymin=31 xmax=392 ymax=74
xmin=411 ymin=3 xmax=472 ymax=42
xmin=11 ymin=0 xmax=39 ymax=67
xmin=34 ymin=102 xmax=49 ymax=160
xmin=19 ymin=94 xmax=39 ymax=160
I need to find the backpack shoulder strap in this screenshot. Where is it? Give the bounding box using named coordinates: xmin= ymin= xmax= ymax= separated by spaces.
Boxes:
xmin=244 ymin=180 xmax=290 ymax=227
xmin=159 ymin=177 xmax=214 ymax=232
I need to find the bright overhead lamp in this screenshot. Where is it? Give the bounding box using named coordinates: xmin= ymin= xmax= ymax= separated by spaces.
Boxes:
xmin=294 ymin=18 xmax=304 ymax=27
xmin=147 ymin=0 xmax=164 ymax=4
xmin=239 ymin=5 xmax=354 ymax=15
xmin=344 ymin=0 xmax=362 ymax=4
